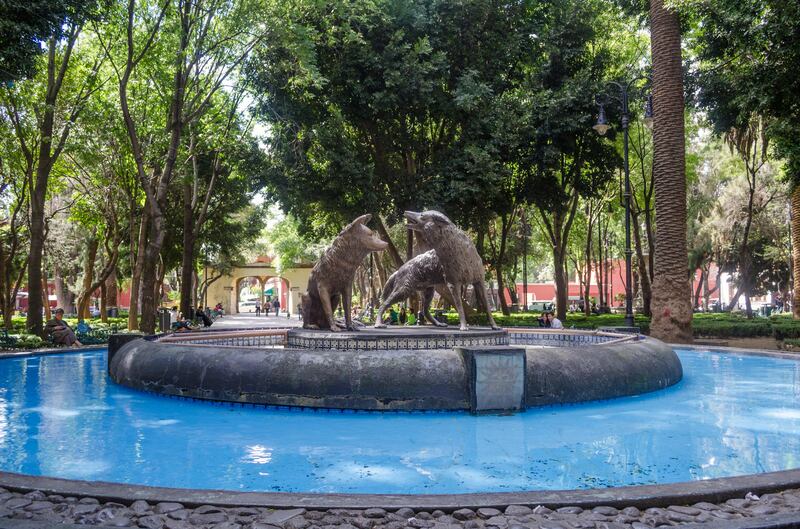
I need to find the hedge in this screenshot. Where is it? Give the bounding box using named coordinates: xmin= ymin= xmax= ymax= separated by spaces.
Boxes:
xmin=442 ymin=311 xmax=800 ymax=340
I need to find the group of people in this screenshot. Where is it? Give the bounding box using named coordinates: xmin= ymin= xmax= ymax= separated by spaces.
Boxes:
xmin=537 ymin=311 xmax=563 ymax=329
xmin=254 ymin=298 xmax=281 ymax=316
xmin=169 ymin=303 xmax=224 ymax=332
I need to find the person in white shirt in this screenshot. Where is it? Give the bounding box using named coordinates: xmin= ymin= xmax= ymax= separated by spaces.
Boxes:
xmin=547 ymin=312 xmax=563 ymax=329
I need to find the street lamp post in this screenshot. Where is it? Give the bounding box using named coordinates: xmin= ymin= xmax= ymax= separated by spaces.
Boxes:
xmin=593 ymin=79 xmax=652 ymax=329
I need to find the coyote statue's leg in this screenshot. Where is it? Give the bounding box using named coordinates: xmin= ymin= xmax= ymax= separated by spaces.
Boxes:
xmin=423 ymin=287 xmax=446 ymax=327
xmin=448 ymin=282 xmax=468 ymax=331
xmin=317 ymin=284 xmax=340 ymax=332
xmin=374 ymin=288 xmax=406 ymax=328
xmin=343 ymin=283 xmax=358 ymax=331
xmin=475 ymin=281 xmax=501 ymax=330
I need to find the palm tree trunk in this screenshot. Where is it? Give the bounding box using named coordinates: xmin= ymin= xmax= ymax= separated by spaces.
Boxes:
xmin=792 ymin=185 xmax=800 ymax=318
xmin=649 ymin=0 xmax=693 ymax=342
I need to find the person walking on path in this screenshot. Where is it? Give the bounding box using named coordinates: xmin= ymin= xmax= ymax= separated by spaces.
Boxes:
xmin=272 ymin=297 xmax=280 ymax=316
xmin=255 ymin=300 xmax=261 ymax=316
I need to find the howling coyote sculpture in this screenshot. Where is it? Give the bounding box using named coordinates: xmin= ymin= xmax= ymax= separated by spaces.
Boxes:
xmin=374 ymin=250 xmax=447 ymax=328
xmin=301 ymin=214 xmax=388 ymax=331
xmin=404 ymin=210 xmax=500 ymax=331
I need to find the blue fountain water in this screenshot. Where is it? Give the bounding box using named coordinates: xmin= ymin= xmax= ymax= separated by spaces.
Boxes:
xmin=1 ymin=348 xmax=800 ymax=494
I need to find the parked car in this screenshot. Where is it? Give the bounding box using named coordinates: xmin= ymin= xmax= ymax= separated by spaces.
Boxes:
xmin=238 ymin=300 xmax=257 ymax=313
xmin=529 ymin=301 xmax=554 ymax=313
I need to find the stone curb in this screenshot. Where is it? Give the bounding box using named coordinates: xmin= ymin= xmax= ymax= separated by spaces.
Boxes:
xmin=0 ymin=346 xmax=107 ymax=359
xmin=4 ymin=469 xmax=800 ymax=511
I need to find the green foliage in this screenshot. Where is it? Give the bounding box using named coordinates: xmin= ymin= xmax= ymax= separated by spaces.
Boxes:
xmin=12 ymin=334 xmax=44 ymax=349
xmin=443 ymin=311 xmax=651 ymax=332
xmin=441 ymin=311 xmax=800 ymax=340
xmin=247 ymin=0 xmax=544 ymax=236
xmin=263 ymin=214 xmax=327 ymax=274
xmin=689 ymin=0 xmax=800 ymax=184
xmin=0 ymin=0 xmax=104 ymax=82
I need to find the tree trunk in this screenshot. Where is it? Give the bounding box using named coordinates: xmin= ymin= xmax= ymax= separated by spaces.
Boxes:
xmin=596 ymin=219 xmax=604 ymax=308
xmin=554 ymin=246 xmax=568 ymax=321
xmin=76 ymin=236 xmax=99 ymax=319
xmin=632 ymin=211 xmax=652 ymax=316
xmin=374 ymin=216 xmax=404 ymax=268
xmin=53 ymin=264 xmax=69 ymax=311
xmin=793 ymin=185 xmax=800 ymax=319
xmin=100 ymin=282 xmax=107 ymax=323
xmin=139 ymin=213 xmax=166 ymax=334
xmin=693 ymin=268 xmax=704 ymax=310
xmin=27 ymin=186 xmax=47 ymax=335
xmin=128 ymin=208 xmax=149 ymax=330
xmin=41 ymin=273 xmax=51 ymax=322
xmin=583 ymin=210 xmax=594 ymax=316
xmin=180 ymin=180 xmax=196 ymax=317
xmin=649 ymin=0 xmax=692 ymax=342
xmin=106 ymin=268 xmax=118 ymax=308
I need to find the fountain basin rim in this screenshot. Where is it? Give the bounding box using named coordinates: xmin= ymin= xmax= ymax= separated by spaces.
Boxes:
xmin=2 ymin=464 xmax=800 ymax=511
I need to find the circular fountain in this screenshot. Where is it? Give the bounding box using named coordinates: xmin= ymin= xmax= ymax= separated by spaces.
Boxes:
xmin=110 ymin=211 xmax=681 ymax=413
xmin=109 ymin=326 xmax=681 ymax=412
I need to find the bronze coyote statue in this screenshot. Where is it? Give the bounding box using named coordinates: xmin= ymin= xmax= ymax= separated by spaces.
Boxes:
xmin=373 ymin=250 xmax=447 ymax=328
xmin=404 ymin=210 xmax=500 ymax=331
xmin=301 ymin=214 xmax=388 ymax=331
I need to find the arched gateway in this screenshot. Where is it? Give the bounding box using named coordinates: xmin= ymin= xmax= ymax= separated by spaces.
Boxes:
xmin=205 ymin=256 xmax=313 ymax=316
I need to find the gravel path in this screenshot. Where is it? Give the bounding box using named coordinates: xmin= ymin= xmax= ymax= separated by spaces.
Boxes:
xmin=3 ymin=487 xmax=800 ymax=529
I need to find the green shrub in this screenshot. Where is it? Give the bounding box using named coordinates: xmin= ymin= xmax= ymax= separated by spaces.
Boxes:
xmin=442 ymin=311 xmax=650 ymax=332
xmin=12 ymin=334 xmax=44 ymax=349
xmin=772 ymin=321 xmax=800 ymax=341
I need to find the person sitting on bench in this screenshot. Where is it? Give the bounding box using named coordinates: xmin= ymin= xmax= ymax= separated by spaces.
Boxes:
xmin=45 ymin=308 xmax=83 ymax=347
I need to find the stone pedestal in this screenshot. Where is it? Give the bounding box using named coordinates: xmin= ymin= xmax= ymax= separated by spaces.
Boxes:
xmin=458 ymin=346 xmax=526 ymax=413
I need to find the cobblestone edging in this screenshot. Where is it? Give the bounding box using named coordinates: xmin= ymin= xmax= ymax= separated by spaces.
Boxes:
xmin=2 ymin=487 xmax=800 ymax=529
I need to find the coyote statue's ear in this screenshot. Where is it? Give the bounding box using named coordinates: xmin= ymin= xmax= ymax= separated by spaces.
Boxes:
xmin=354 ymin=214 xmax=372 ymax=225
xmin=345 ymin=214 xmax=372 ymax=231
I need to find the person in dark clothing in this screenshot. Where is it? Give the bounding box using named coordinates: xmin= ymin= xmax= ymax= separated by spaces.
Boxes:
xmin=399 ymin=307 xmax=407 ymax=325
xmin=272 ymin=297 xmax=280 ymax=316
xmin=45 ymin=308 xmax=82 ymax=346
xmin=196 ymin=305 xmax=213 ymax=327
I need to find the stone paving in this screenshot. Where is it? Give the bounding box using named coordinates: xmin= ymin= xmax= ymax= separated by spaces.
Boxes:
xmin=2 ymin=487 xmax=800 ymax=529
xmin=208 ymin=313 xmax=301 ymax=330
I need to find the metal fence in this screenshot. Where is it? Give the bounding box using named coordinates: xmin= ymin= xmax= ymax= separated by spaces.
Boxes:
xmin=507 ymin=329 xmax=640 ymax=346
xmin=157 ymin=329 xmax=288 ymax=348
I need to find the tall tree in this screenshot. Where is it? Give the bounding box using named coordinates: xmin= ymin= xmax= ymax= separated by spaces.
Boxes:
xmin=100 ymin=0 xmax=264 ymax=332
xmin=689 ymin=0 xmax=800 ymax=317
xmin=521 ymin=0 xmax=620 ymax=320
xmin=1 ymin=13 xmax=104 ymax=335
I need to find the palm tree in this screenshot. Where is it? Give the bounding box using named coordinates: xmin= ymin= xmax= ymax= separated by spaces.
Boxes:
xmin=793 ymin=185 xmax=800 ymax=319
xmin=649 ymin=0 xmax=693 ymax=342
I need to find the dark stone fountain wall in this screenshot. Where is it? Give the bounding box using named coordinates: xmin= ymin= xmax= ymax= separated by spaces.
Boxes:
xmin=109 ymin=328 xmax=682 ymax=412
